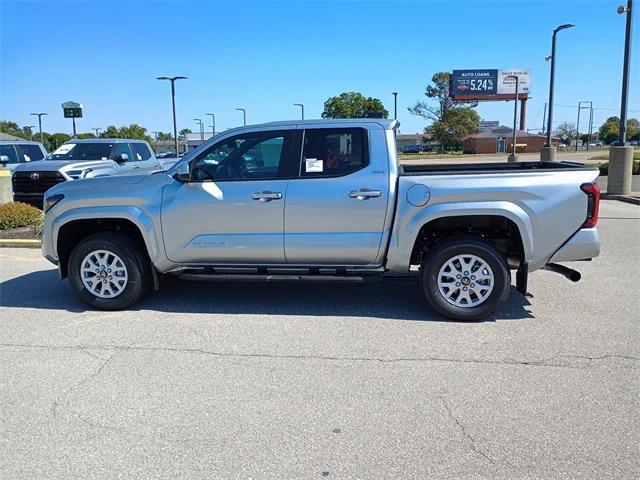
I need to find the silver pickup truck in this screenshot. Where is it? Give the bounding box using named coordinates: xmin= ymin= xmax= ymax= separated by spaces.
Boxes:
xmin=41 ymin=119 xmax=600 ymax=320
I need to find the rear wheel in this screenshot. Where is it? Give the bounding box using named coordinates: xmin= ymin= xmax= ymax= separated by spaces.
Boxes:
xmin=68 ymin=233 xmax=150 ymax=310
xmin=420 ymin=237 xmax=511 ymax=321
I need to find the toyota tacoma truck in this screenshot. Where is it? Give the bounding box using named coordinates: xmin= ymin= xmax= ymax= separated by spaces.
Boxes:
xmin=12 ymin=138 xmax=162 ymax=208
xmin=40 ymin=119 xmax=600 ymax=320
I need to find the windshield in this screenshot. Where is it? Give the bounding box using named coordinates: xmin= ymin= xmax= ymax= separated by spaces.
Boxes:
xmin=48 ymin=143 xmax=113 ymax=161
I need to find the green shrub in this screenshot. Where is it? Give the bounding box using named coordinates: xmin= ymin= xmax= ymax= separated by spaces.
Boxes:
xmin=598 ymin=160 xmax=640 ymax=176
xmin=0 ymin=202 xmax=44 ymax=230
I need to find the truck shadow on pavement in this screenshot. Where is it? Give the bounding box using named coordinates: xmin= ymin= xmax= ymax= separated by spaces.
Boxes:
xmin=1 ymin=269 xmax=534 ymax=322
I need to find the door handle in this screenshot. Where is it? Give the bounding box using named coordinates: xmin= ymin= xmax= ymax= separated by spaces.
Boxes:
xmin=349 ymin=188 xmax=381 ymax=200
xmin=252 ymin=191 xmax=283 ymax=202
xmin=132 ymin=165 xmax=140 ymax=169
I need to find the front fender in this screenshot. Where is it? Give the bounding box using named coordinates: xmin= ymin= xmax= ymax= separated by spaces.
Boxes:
xmin=47 ymin=205 xmax=163 ymax=267
xmin=385 ymin=201 xmax=534 ymax=275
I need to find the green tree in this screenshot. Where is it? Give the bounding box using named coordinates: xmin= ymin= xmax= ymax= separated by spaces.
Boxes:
xmin=409 ymin=72 xmax=476 ymax=122
xmin=428 ymin=108 xmax=480 ymax=151
xmin=321 ymin=92 xmax=388 ymax=119
xmin=627 ymin=118 xmax=640 ymax=141
xmin=598 ymin=120 xmax=619 ymax=145
xmin=0 ymin=120 xmax=27 ymax=139
xmin=156 ymin=132 xmax=173 ymax=141
xmin=49 ymin=133 xmax=72 ymax=150
xmin=99 ymin=124 xmax=153 ymax=144
xmin=179 ymin=128 xmax=192 ymax=140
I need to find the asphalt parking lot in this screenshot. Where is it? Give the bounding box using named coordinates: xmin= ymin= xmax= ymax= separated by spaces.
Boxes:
xmin=1 ymin=200 xmax=638 ymax=479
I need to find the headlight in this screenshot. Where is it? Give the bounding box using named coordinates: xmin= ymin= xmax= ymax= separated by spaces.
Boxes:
xmin=66 ymin=168 xmax=93 ymax=179
xmin=44 ymin=193 xmax=64 ymax=213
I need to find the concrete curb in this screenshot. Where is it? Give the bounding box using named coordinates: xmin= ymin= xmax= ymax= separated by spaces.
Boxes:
xmin=0 ymin=239 xmax=41 ymax=248
xmin=601 ymin=194 xmax=640 ymax=205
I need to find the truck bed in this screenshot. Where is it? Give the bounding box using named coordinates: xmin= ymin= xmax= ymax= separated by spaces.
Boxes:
xmin=400 ymin=161 xmax=595 ymax=176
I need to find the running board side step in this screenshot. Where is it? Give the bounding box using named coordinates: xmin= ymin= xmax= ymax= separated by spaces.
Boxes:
xmin=542 ymin=263 xmax=581 ymax=282
xmin=179 ymin=273 xmax=376 ymax=283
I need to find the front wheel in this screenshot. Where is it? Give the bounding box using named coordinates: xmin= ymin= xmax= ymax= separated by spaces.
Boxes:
xmin=68 ymin=233 xmax=150 ymax=310
xmin=420 ymin=237 xmax=511 ymax=321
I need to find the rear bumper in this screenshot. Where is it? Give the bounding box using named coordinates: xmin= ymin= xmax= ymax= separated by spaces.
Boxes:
xmin=549 ymin=228 xmax=600 ymax=263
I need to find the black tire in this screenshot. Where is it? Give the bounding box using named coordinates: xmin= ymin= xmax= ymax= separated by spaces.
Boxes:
xmin=420 ymin=236 xmax=511 ymax=321
xmin=68 ymin=232 xmax=151 ymax=310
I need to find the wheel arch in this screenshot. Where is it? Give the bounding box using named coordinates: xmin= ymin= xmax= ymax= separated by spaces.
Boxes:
xmin=53 ymin=207 xmax=161 ymax=278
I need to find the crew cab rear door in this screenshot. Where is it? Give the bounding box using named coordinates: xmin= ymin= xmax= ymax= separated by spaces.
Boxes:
xmin=161 ymin=129 xmax=297 ymax=265
xmin=284 ymin=126 xmax=390 ymax=265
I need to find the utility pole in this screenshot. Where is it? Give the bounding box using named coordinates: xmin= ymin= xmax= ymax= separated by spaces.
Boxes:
xmin=576 ymin=101 xmax=592 ymax=151
xmin=542 ymin=23 xmax=575 ymax=161
xmin=30 ymin=113 xmax=48 ymax=144
xmin=541 ymin=102 xmax=547 ymax=135
xmin=294 ymin=103 xmax=304 ymax=120
xmin=156 ymin=75 xmax=188 ymax=156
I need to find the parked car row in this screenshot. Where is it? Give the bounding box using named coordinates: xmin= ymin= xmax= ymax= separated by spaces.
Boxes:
xmin=1 ymin=138 xmax=179 ymax=208
xmin=401 ymin=144 xmax=432 ymax=154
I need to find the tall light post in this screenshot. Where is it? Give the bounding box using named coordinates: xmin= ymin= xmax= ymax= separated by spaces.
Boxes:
xmin=575 ymin=101 xmax=592 ymax=151
xmin=608 ymin=0 xmax=635 ymax=195
xmin=392 ymin=92 xmax=398 ymax=120
xmin=194 ymin=118 xmax=204 ymax=141
xmin=294 ymin=103 xmax=304 ymax=120
xmin=30 ymin=113 xmax=48 ymax=144
xmin=24 ymin=126 xmax=36 ymax=141
xmin=236 ymin=108 xmax=246 ymax=126
xmin=541 ymin=23 xmax=574 ymax=161
xmin=206 ymin=113 xmax=216 ymax=137
xmin=156 ymin=75 xmax=187 ymax=156
xmin=506 ymin=75 xmax=520 ymax=162
xmin=93 ymin=127 xmax=102 ymax=137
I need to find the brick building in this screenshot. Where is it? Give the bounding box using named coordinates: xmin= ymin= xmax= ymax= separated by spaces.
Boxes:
xmin=463 ymin=126 xmax=560 ymax=154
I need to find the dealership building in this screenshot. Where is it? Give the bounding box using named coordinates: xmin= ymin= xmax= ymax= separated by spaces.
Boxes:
xmin=463 ymin=126 xmax=559 ymax=154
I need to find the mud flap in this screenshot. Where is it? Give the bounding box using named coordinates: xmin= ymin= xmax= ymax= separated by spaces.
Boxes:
xmin=516 ymin=263 xmax=528 ymax=296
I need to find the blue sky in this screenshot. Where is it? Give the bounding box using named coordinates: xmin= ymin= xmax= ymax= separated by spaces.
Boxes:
xmin=1 ymin=0 xmax=638 ymax=136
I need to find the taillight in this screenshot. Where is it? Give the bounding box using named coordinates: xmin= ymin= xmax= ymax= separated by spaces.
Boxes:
xmin=580 ymin=182 xmax=600 ymax=228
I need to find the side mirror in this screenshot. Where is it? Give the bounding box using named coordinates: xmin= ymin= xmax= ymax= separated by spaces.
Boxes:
xmin=113 ymin=153 xmax=128 ymax=163
xmin=0 ymin=155 xmax=9 ymax=166
xmin=172 ymin=161 xmax=191 ymax=182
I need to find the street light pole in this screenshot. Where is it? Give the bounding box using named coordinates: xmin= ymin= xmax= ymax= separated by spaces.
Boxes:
xmin=236 ymin=108 xmax=246 ymax=126
xmin=608 ymin=0 xmax=635 ymax=195
xmin=506 ymin=75 xmax=519 ymax=162
xmin=542 ymin=23 xmax=574 ymax=161
xmin=206 ymin=113 xmax=216 ymax=137
xmin=156 ymin=75 xmax=188 ymax=156
xmin=194 ymin=119 xmax=204 ymax=141
xmin=24 ymin=126 xmax=35 ymax=141
xmin=392 ymin=92 xmax=398 ymax=120
xmin=616 ymin=0 xmax=634 ymax=145
xmin=93 ymin=127 xmax=102 ymax=137
xmin=30 ymin=113 xmax=48 ymax=144
xmin=294 ymin=103 xmax=304 ymax=120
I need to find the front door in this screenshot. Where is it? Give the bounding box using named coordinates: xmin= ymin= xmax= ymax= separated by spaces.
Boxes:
xmin=284 ymin=127 xmax=390 ymax=265
xmin=496 ymin=138 xmax=507 ymax=153
xmin=161 ymin=129 xmax=295 ymax=265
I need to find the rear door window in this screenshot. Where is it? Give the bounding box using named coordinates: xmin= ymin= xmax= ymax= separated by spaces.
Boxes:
xmin=131 ymin=143 xmax=152 ymax=161
xmin=300 ymin=128 xmax=368 ymax=177
xmin=17 ymin=144 xmax=45 ymax=162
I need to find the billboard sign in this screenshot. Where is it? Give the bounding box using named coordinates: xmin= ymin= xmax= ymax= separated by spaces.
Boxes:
xmin=479 ymin=120 xmax=500 ymax=130
xmin=451 ymin=69 xmax=531 ymax=101
xmin=62 ymin=101 xmax=83 ymax=118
